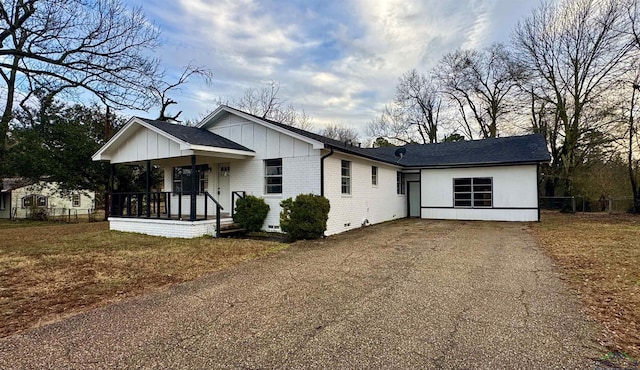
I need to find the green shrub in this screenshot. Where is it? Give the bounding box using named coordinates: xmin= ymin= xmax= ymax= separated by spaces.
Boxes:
xmin=233 ymin=195 xmax=270 ymax=232
xmin=280 ymin=194 xmax=330 ymax=240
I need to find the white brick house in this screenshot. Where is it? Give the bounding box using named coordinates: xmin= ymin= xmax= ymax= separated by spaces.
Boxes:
xmin=92 ymin=105 xmax=550 ymax=238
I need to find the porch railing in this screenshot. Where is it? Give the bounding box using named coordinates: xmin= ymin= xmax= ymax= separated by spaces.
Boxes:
xmin=231 ymin=191 xmax=246 ymax=218
xmin=110 ymin=191 xmax=225 ymax=237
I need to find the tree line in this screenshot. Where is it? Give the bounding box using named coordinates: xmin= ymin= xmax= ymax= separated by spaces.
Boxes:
xmin=369 ymin=0 xmax=640 ymax=212
xmin=2 ymin=0 xmax=640 ymax=213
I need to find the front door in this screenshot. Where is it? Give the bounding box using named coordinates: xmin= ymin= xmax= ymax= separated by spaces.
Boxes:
xmin=408 ymin=181 xmax=420 ymax=217
xmin=217 ymin=163 xmax=231 ymax=211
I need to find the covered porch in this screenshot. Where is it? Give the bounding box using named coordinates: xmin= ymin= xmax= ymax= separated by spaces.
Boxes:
xmin=92 ymin=117 xmax=255 ymax=238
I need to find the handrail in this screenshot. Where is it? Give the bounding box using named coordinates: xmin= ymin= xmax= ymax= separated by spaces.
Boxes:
xmin=204 ymin=191 xmax=223 ymax=237
xmin=231 ymin=191 xmax=246 ymax=218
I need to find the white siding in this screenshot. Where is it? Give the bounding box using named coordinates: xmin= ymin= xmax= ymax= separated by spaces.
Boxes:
xmin=2 ymin=182 xmax=95 ymax=219
xmin=203 ymin=113 xmax=321 ymax=231
xmin=110 ymin=126 xmax=183 ymax=164
xmin=420 ymin=165 xmax=539 ymax=222
xmin=323 ymin=154 xmax=407 ymax=235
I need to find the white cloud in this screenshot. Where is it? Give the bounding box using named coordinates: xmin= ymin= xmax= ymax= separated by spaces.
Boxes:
xmin=122 ymin=0 xmax=540 ymax=135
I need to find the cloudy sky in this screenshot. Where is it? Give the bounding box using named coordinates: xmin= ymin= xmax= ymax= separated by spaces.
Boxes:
xmin=123 ymin=0 xmax=540 ymax=134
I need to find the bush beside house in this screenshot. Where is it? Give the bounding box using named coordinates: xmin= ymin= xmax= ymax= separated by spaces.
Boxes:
xmin=280 ymin=194 xmax=330 ymax=240
xmin=233 ymin=195 xmax=270 ymax=232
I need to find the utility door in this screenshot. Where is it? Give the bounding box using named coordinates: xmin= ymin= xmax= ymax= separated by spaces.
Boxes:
xmin=408 ymin=181 xmax=421 ymax=218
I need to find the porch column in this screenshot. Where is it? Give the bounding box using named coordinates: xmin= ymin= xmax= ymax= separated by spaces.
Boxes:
xmin=145 ymin=160 xmax=151 ymax=218
xmin=190 ymin=155 xmax=197 ymax=221
xmin=108 ymin=163 xmax=115 ymax=219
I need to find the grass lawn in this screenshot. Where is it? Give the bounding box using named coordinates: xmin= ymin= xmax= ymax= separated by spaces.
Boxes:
xmin=530 ymin=212 xmax=640 ymax=360
xmin=0 ymin=220 xmax=288 ymax=337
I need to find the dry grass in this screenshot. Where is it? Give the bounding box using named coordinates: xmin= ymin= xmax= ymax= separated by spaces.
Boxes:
xmin=0 ymin=220 xmax=288 ymax=337
xmin=530 ymin=212 xmax=640 ymax=359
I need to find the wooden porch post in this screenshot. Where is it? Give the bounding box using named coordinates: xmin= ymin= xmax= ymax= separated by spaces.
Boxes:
xmin=190 ymin=155 xmax=197 ymax=221
xmin=145 ymin=160 xmax=151 ymax=218
xmin=107 ymin=163 xmax=115 ymax=220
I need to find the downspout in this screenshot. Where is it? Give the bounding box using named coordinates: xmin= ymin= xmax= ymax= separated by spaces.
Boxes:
xmin=320 ymin=147 xmax=334 ymax=197
xmin=537 ymin=163 xmax=541 ymax=222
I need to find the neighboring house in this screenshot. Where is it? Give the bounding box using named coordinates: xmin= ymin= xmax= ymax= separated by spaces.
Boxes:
xmin=0 ymin=178 xmax=96 ymax=220
xmin=92 ymin=105 xmax=550 ymax=238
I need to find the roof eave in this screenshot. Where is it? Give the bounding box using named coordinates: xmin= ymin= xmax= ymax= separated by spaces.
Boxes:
xmin=402 ymin=159 xmax=550 ymax=169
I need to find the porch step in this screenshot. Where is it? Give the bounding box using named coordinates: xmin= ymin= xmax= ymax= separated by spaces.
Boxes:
xmin=218 ymin=222 xmax=246 ymax=236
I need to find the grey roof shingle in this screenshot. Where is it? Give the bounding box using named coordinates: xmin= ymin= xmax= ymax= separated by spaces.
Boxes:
xmin=365 ymin=134 xmax=551 ymax=167
xmin=139 ymin=118 xmax=254 ymax=152
xmin=153 ymin=106 xmax=549 ymax=167
xmin=220 ymin=105 xmax=550 ymax=167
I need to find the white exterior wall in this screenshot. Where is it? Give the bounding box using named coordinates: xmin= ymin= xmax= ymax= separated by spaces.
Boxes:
xmin=110 ymin=125 xmax=182 ymax=164
xmin=205 ymin=113 xmax=321 ymax=231
xmin=109 ymin=218 xmax=233 ymax=238
xmin=421 ymin=165 xmax=539 ymax=222
xmin=2 ymin=182 xmax=95 ymax=219
xmin=323 ymin=153 xmax=407 ymax=235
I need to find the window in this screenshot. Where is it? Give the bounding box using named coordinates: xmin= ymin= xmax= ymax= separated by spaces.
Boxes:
xmin=371 ymin=166 xmax=378 ymax=186
xmin=0 ymin=194 xmax=5 ymax=210
xmin=453 ymin=177 xmax=492 ymax=208
xmin=173 ymin=166 xmax=208 ymax=193
xmin=397 ymin=172 xmax=406 ymax=194
xmin=265 ymin=158 xmax=283 ymax=194
xmin=72 ymin=194 xmax=81 ymax=207
xmin=22 ymin=194 xmax=47 ymax=208
xmin=341 ymin=160 xmax=351 ymax=194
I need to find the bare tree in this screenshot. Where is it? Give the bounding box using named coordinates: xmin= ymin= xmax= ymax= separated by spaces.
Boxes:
xmin=368 ymin=69 xmax=442 ymax=144
xmin=0 ymin=0 xmax=161 ymax=172
xmin=151 ymin=64 xmax=213 ymax=123
xmin=513 ymin=0 xmax=634 ymax=195
xmin=435 ymin=43 xmax=519 ymax=139
xmin=627 ymin=76 xmax=640 ymax=213
xmin=321 ymin=123 xmax=359 ymax=143
xmin=368 ymin=104 xmax=417 ymax=145
xmin=230 ymin=80 xmax=313 ymax=130
xmin=396 ymin=69 xmax=441 ymax=143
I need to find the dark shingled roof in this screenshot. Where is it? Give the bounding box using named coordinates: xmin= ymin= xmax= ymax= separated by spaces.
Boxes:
xmin=220 ymin=106 xmax=549 ymax=167
xmin=366 ymin=134 xmax=551 ymax=167
xmin=1 ymin=177 xmax=36 ymax=192
xmin=139 ymin=118 xmax=253 ymax=152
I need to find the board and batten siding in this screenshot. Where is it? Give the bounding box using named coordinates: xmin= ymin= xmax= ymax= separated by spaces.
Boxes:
xmin=323 ymin=153 xmax=407 ymax=235
xmin=109 ymin=125 xmax=182 ymax=164
xmin=208 ymin=113 xmax=321 ymax=231
xmin=420 ymin=164 xmax=539 ymax=221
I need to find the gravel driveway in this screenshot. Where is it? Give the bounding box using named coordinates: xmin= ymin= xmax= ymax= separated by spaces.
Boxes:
xmin=0 ymin=219 xmax=604 ymax=369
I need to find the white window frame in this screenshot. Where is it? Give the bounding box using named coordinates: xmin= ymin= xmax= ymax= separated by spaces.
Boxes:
xmin=371 ymin=166 xmax=378 ymax=186
xmin=453 ymin=177 xmax=493 ymax=208
xmin=397 ymin=172 xmax=406 ymax=195
xmin=173 ymin=166 xmax=208 ymax=194
xmin=22 ymin=194 xmax=47 ymax=208
xmin=341 ymin=160 xmax=351 ymax=194
xmin=264 ymin=158 xmax=283 ymax=194
xmin=72 ymin=194 xmax=81 ymax=207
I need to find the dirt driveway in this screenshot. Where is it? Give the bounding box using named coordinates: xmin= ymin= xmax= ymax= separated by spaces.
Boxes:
xmin=0 ymin=219 xmax=604 ymax=369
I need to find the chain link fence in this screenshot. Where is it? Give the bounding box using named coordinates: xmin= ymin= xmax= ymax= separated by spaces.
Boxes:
xmin=540 ymin=196 xmax=635 ymax=213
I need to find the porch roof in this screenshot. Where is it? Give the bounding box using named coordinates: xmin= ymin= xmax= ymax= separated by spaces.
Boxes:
xmin=92 ymin=117 xmax=255 ymax=164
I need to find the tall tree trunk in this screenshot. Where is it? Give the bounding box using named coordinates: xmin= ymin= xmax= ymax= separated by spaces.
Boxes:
xmin=0 ymin=56 xmax=20 ymax=176
xmin=630 ymin=84 xmax=640 ymax=213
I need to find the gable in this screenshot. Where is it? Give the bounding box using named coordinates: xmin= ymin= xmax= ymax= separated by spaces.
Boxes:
xmin=204 ymin=111 xmax=319 ymax=158
xmin=93 ymin=118 xmax=255 ymax=164
xmin=95 ymin=122 xmax=184 ymax=164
